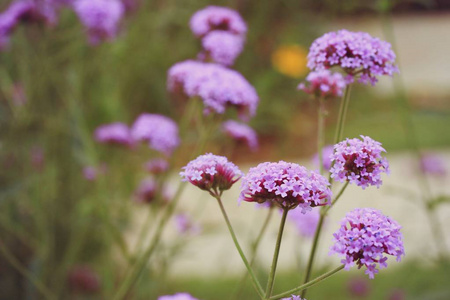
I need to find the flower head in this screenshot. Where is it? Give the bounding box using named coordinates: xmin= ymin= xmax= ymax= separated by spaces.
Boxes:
xmin=222 ymin=120 xmax=258 ymax=151
xmin=167 ymin=60 xmax=259 ymax=121
xmin=73 ymin=0 xmax=124 ymax=45
xmin=330 ymin=136 xmax=389 ymax=189
xmin=239 ymin=161 xmax=331 ymax=211
xmin=298 ymin=70 xmax=346 ymax=98
xmin=145 ymin=158 xmax=169 ymax=174
xmin=180 ymin=153 xmax=242 ymax=193
xmin=307 ymin=30 xmax=398 ymax=85
xmin=130 ymin=113 xmax=180 ymax=156
xmin=175 ymin=213 xmax=202 ymax=235
xmin=189 ymin=6 xmax=246 ymax=38
xmin=288 ymin=208 xmax=321 ymax=238
xmin=199 ymin=31 xmax=244 ymax=66
xmin=312 ymin=144 xmax=334 ymax=172
xmin=158 ymin=293 xmax=199 ymax=300
xmin=94 ymin=122 xmax=133 ymax=146
xmin=330 ymin=208 xmax=404 ymax=279
xmin=420 ymin=154 xmax=446 ymax=176
xmin=134 ymin=178 xmax=157 ymax=204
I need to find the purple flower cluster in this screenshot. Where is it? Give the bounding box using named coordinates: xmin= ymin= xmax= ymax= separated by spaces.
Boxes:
xmin=167 ymin=60 xmax=259 ymax=120
xmin=239 ymin=161 xmax=332 ymax=211
xmin=145 ymin=158 xmax=169 ymax=174
xmin=134 ymin=178 xmax=157 ymax=204
xmin=330 ymin=208 xmax=405 ymax=279
xmin=94 ymin=122 xmax=133 ymax=146
xmin=180 ymin=153 xmax=242 ymax=193
xmin=288 ymin=207 xmax=321 ymax=238
xmin=222 ymin=120 xmax=258 ymax=151
xmin=330 ymin=136 xmax=389 ymax=189
xmin=298 ymin=70 xmax=346 ymax=98
xmin=420 ymin=154 xmax=446 ymax=176
xmin=312 ymin=144 xmax=334 ymax=172
xmin=158 ymin=293 xmax=199 ymax=300
xmin=73 ymin=0 xmax=124 ymax=45
xmin=307 ymin=30 xmax=398 ymax=85
xmin=189 ymin=6 xmax=246 ymax=38
xmin=281 ymin=296 xmax=304 ymax=300
xmin=131 ymin=113 xmax=180 ymax=156
xmin=199 ymin=31 xmax=244 ymax=66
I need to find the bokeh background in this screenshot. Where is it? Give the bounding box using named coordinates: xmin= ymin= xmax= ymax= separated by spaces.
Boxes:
xmin=1 ymin=0 xmax=450 ymax=299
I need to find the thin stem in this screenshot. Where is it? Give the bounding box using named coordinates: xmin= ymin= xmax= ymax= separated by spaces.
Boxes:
xmin=317 ymin=97 xmax=326 ymax=175
xmin=214 ymin=194 xmax=265 ymax=299
xmin=270 ymin=265 xmax=344 ymax=299
xmin=0 ymin=242 xmax=56 ymax=300
xmin=265 ymin=207 xmax=289 ymax=299
xmin=323 ymin=181 xmax=349 ymax=215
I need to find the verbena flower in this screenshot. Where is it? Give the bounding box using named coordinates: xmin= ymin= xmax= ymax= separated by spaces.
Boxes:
xmin=288 ymin=207 xmax=321 ymax=238
xmin=420 ymin=154 xmax=446 ymax=176
xmin=347 ymin=277 xmax=370 ymax=298
xmin=330 ymin=136 xmax=389 ymax=189
xmin=239 ymin=161 xmax=332 ymax=211
xmin=330 ymin=208 xmax=404 ymax=279
xmin=312 ymin=144 xmax=334 ymax=172
xmin=200 ymin=31 xmax=244 ymax=66
xmin=94 ymin=122 xmax=133 ymax=146
xmin=189 ymin=5 xmax=246 ymax=38
xmin=175 ymin=213 xmax=202 ymax=235
xmin=134 ymin=178 xmax=157 ymax=204
xmin=145 ymin=158 xmax=169 ymax=174
xmin=307 ymin=29 xmax=398 ymax=85
xmin=180 ymin=153 xmax=242 ymax=193
xmin=281 ymin=296 xmax=304 ymax=300
xmin=298 ymin=70 xmax=346 ymax=98
xmin=167 ymin=60 xmax=259 ymax=121
xmin=73 ymin=0 xmax=124 ymax=45
xmin=222 ymin=120 xmax=258 ymax=151
xmin=130 ymin=113 xmax=180 ymax=156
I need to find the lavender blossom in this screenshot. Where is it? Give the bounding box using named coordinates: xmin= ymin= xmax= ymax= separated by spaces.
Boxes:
xmin=288 ymin=208 xmax=321 ymax=238
xmin=222 ymin=120 xmax=258 ymax=151
xmin=312 ymin=144 xmax=334 ymax=172
xmin=145 ymin=158 xmax=169 ymax=174
xmin=298 ymin=70 xmax=346 ymax=98
xmin=189 ymin=5 xmax=246 ymax=38
xmin=330 ymin=136 xmax=389 ymax=189
xmin=158 ymin=293 xmax=199 ymax=300
xmin=281 ymin=296 xmax=304 ymax=300
xmin=180 ymin=153 xmax=242 ymax=193
xmin=307 ymin=30 xmax=398 ymax=85
xmin=330 ymin=208 xmax=405 ymax=279
xmin=134 ymin=178 xmax=157 ymax=204
xmin=94 ymin=122 xmax=133 ymax=146
xmin=239 ymin=161 xmax=332 ymax=211
xmin=130 ymin=113 xmax=180 ymax=156
xmin=420 ymin=154 xmax=446 ymax=176
xmin=167 ymin=60 xmax=259 ymax=120
xmin=73 ymin=0 xmax=124 ymax=45
xmin=175 ymin=213 xmax=201 ymax=235
xmin=200 ymin=31 xmax=244 ymax=66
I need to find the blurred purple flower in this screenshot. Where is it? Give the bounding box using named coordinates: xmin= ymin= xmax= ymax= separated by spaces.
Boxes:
xmin=158 ymin=293 xmax=199 ymax=300
xmin=239 ymin=161 xmax=331 ymax=211
xmin=175 ymin=213 xmax=201 ymax=235
xmin=307 ymin=30 xmax=398 ymax=85
xmin=347 ymin=277 xmax=370 ymax=298
xmin=222 ymin=120 xmax=258 ymax=151
xmin=200 ymin=31 xmax=244 ymax=66
xmin=388 ymin=288 xmax=406 ymax=300
xmin=134 ymin=178 xmax=157 ymax=204
xmin=420 ymin=154 xmax=446 ymax=176
xmin=73 ymin=0 xmax=124 ymax=45
xmin=67 ymin=265 xmax=101 ymax=294
xmin=130 ymin=113 xmax=180 ymax=156
xmin=330 ymin=208 xmax=405 ymax=279
xmin=82 ymin=164 xmax=107 ymax=181
xmin=180 ymin=153 xmax=242 ymax=193
xmin=189 ymin=6 xmax=246 ymax=38
xmin=330 ymin=136 xmax=389 ymax=189
xmin=312 ymin=144 xmax=334 ymax=172
xmin=298 ymin=70 xmax=346 ymax=98
xmin=30 ymin=146 xmax=44 ymax=171
xmin=94 ymin=122 xmax=133 ymax=146
xmin=288 ymin=208 xmax=321 ymax=238
xmin=167 ymin=60 xmax=259 ymax=121
xmin=145 ymin=158 xmax=169 ymax=174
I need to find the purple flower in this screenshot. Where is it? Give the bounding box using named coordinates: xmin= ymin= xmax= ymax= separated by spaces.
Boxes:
xmin=130 ymin=113 xmax=180 ymax=156
xmin=180 ymin=153 xmax=242 ymax=193
xmin=83 ymin=165 xmax=107 ymax=181
xmin=288 ymin=207 xmax=321 ymax=238
xmin=298 ymin=70 xmax=346 ymax=98
xmin=239 ymin=161 xmax=332 ymax=211
xmin=189 ymin=5 xmax=246 ymax=38
xmin=281 ymin=296 xmax=304 ymax=300
xmin=167 ymin=60 xmax=259 ymax=121
xmin=420 ymin=154 xmax=446 ymax=176
xmin=94 ymin=122 xmax=133 ymax=146
xmin=347 ymin=277 xmax=370 ymax=298
xmin=200 ymin=31 xmax=244 ymax=66
xmin=145 ymin=158 xmax=169 ymax=174
xmin=312 ymin=144 xmax=334 ymax=172
xmin=67 ymin=265 xmax=101 ymax=294
xmin=222 ymin=120 xmax=258 ymax=151
xmin=329 ymin=208 xmax=405 ymax=279
xmin=73 ymin=0 xmax=124 ymax=45
xmin=158 ymin=293 xmax=199 ymax=300
xmin=175 ymin=213 xmax=201 ymax=235
xmin=134 ymin=178 xmax=157 ymax=204
xmin=307 ymin=30 xmax=398 ymax=85
xmin=330 ymin=136 xmax=389 ymax=189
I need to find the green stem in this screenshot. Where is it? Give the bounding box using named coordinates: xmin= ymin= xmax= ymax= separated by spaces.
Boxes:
xmin=214 ymin=194 xmax=265 ymax=299
xmin=265 ymin=207 xmax=289 ymax=299
xmin=0 ymin=242 xmax=56 ymax=300
xmin=317 ymin=97 xmax=326 ymax=175
xmin=323 ymin=181 xmax=349 ymax=215
xmin=270 ymin=265 xmax=344 ymax=299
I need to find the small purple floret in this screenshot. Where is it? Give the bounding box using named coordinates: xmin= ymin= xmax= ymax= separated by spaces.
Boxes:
xmin=298 ymin=70 xmax=346 ymax=98
xmin=200 ymin=31 xmax=244 ymax=66
xmin=239 ymin=161 xmax=332 ymax=211
xmin=222 ymin=120 xmax=258 ymax=151
xmin=330 ymin=208 xmax=405 ymax=279
xmin=330 ymin=136 xmax=389 ymax=189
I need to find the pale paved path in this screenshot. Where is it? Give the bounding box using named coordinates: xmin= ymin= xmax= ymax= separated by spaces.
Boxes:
xmin=128 ymin=150 xmax=450 ymax=277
